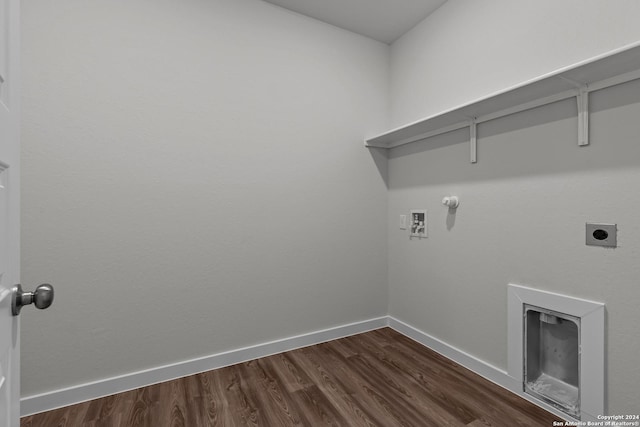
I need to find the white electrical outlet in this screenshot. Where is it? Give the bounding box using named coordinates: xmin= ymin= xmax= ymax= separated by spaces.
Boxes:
xmin=399 ymin=215 xmax=407 ymax=230
xmin=409 ymin=209 xmax=427 ymax=238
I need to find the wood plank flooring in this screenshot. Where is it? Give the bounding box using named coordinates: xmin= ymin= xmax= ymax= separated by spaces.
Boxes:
xmin=21 ymin=328 xmax=562 ymax=427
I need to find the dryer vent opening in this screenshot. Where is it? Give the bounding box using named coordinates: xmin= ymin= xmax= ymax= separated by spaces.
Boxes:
xmin=524 ymin=305 xmax=581 ymax=418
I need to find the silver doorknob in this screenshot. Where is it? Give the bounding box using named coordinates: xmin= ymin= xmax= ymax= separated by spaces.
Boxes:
xmin=11 ymin=284 xmax=54 ymax=316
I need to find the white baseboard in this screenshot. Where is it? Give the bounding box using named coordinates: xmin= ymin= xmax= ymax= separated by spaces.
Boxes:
xmin=20 ymin=316 xmax=389 ymax=417
xmin=22 ymin=315 xmax=577 ymax=421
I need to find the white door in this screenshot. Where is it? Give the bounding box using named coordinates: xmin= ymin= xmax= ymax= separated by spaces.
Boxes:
xmin=0 ymin=0 xmax=21 ymax=424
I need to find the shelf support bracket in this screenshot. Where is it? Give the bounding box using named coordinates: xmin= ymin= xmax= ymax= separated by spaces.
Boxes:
xmin=470 ymin=118 xmax=477 ymax=163
xmin=560 ymin=76 xmax=590 ymax=147
xmin=577 ymin=86 xmax=589 ymax=146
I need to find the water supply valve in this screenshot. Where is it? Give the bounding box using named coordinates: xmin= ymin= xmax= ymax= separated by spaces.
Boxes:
xmin=442 ymin=196 xmax=459 ymax=209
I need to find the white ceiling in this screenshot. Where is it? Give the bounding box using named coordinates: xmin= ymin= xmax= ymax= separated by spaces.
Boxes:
xmin=262 ymin=0 xmax=447 ymax=44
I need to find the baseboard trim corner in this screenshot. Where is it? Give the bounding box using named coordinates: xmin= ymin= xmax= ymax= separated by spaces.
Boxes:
xmin=21 ymin=316 xmax=389 ymax=417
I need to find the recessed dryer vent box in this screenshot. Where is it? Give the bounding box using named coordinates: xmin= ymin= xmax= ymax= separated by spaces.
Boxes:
xmin=524 ymin=305 xmax=581 ymax=419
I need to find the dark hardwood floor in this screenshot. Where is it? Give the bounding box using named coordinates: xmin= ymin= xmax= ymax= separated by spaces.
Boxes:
xmin=21 ymin=328 xmax=561 ymax=426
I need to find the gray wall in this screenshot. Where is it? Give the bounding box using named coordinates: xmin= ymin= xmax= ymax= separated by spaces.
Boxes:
xmin=21 ymin=0 xmax=640 ymax=415
xmin=388 ymin=0 xmax=640 ymax=413
xmin=20 ymin=0 xmax=389 ymax=396
xmin=388 ymin=87 xmax=640 ymax=414
xmin=390 ymin=0 xmax=640 ymax=127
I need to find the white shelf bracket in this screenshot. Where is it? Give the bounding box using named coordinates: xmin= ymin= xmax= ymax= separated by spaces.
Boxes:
xmin=560 ymin=76 xmax=590 ymax=147
xmin=470 ymin=118 xmax=477 ymax=163
xmin=577 ymin=86 xmax=589 ymax=146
